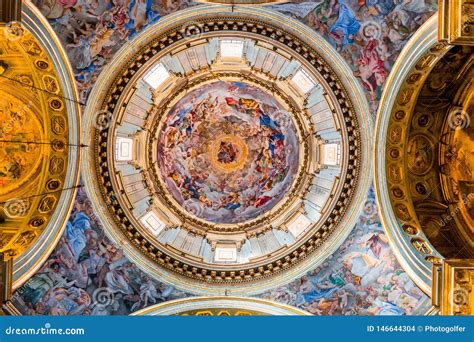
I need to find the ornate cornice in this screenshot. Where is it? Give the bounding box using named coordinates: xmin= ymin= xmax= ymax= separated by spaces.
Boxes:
xmin=376 ymin=12 xmax=474 ymax=297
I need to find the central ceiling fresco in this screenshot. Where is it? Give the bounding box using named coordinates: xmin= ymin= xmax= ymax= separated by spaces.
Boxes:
xmin=157 ymin=81 xmax=299 ymax=224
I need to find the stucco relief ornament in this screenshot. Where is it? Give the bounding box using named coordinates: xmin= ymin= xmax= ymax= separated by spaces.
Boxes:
xmin=452 ymin=287 xmax=469 ymax=306
xmin=2 ymin=22 xmax=24 ymax=42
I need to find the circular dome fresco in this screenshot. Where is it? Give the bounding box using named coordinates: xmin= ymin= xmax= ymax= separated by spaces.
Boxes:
xmin=156 ymin=81 xmax=299 ymax=224
xmin=83 ymin=6 xmax=372 ymax=294
xmin=0 ymin=2 xmax=81 ymax=288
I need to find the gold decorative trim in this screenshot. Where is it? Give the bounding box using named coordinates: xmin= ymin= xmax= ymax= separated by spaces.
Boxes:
xmin=376 ymin=12 xmax=474 ymax=298
xmin=0 ymin=253 xmax=13 ymax=307
xmin=438 ymin=0 xmax=474 ymax=46
xmin=132 ymin=296 xmax=311 ymax=316
xmin=375 ymin=15 xmax=442 ymax=295
xmin=195 ymin=0 xmax=287 ymax=5
xmin=439 ymin=259 xmax=474 ymax=315
xmin=95 ymin=18 xmax=356 ymax=282
xmin=0 ymin=19 xmax=69 ymax=258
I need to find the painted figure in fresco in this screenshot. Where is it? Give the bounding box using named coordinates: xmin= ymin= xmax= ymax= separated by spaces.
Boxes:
xmin=356 ymin=39 xmax=387 ymax=101
xmin=34 ymin=0 xmax=193 ymax=103
xmin=157 ymin=81 xmax=299 ymax=224
xmin=66 ymin=214 xmax=88 ymax=260
xmin=269 ymin=0 xmax=436 ymax=112
xmin=43 ymin=287 xmax=91 ymax=315
xmin=305 ymin=0 xmax=339 ymax=36
xmin=36 ymin=0 xmax=436 ymax=115
xmin=261 ymin=190 xmax=429 ymax=315
xmin=128 ymin=276 xmax=167 ymax=311
xmin=35 ymin=0 xmax=73 ymax=19
xmin=13 ymin=189 xmax=186 ymax=315
xmin=0 ymin=97 xmax=41 ymax=186
xmin=20 ymin=0 xmax=437 ymax=316
xmin=217 ymin=141 xmax=238 ymax=164
xmin=296 ymin=274 xmax=341 ymax=306
xmin=19 ymin=261 xmax=75 ymax=306
xmin=66 ymin=32 xmax=93 ymax=70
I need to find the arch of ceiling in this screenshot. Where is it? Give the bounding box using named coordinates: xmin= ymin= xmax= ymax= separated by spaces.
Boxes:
xmin=195 ymin=0 xmax=286 ymax=4
xmin=132 ymin=296 xmax=311 ymax=316
xmin=375 ymin=14 xmax=474 ymax=297
xmin=82 ymin=5 xmax=373 ymax=295
xmin=375 ymin=16 xmax=441 ymax=295
xmin=0 ymin=0 xmax=81 ymax=289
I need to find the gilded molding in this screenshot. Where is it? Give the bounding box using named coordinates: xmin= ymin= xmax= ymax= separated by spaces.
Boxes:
xmin=145 ymin=72 xmax=311 ymax=234
xmin=376 ymin=12 xmax=474 ymax=298
xmin=0 ymin=253 xmax=13 ymax=307
xmin=436 ymin=259 xmax=474 ymax=315
xmin=438 ymin=0 xmax=474 ymax=45
xmin=7 ymin=1 xmax=81 ymax=289
xmin=132 ymin=296 xmax=311 ymax=316
xmin=375 ymin=15 xmax=444 ymax=295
